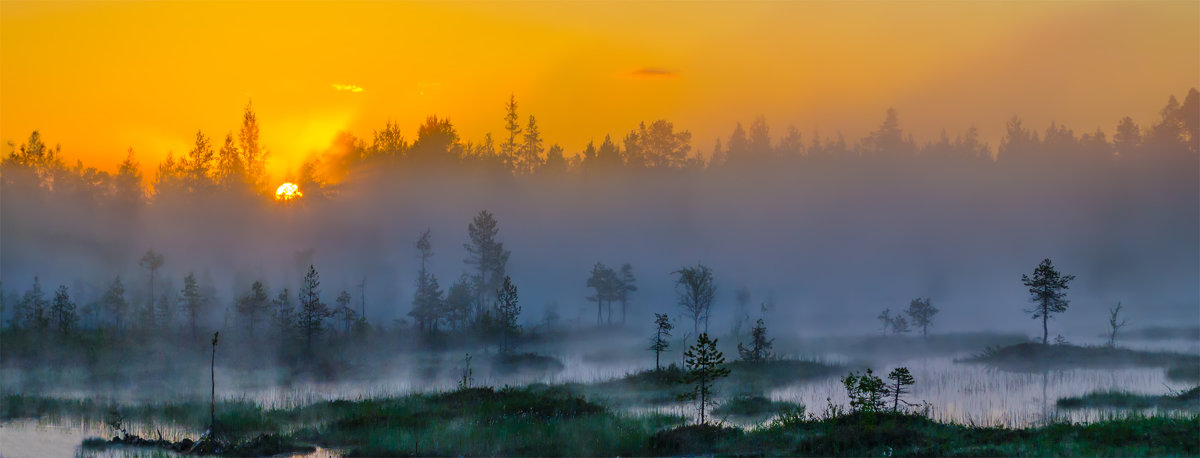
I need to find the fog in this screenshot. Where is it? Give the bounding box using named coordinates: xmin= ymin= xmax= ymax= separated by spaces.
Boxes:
xmin=3 ymin=94 xmax=1197 ymax=342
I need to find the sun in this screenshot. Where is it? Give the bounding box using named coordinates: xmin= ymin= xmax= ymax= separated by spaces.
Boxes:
xmin=275 ymin=182 xmax=303 ymax=202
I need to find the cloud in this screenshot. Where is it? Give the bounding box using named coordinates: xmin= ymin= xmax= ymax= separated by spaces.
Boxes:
xmin=630 ymin=67 xmax=678 ymax=78
xmin=332 ymin=84 xmax=364 ymax=93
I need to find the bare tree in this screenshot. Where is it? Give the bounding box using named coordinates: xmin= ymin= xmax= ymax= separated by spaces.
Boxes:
xmin=1107 ymin=302 xmax=1128 ymax=347
xmin=674 ymin=264 xmax=716 ymax=336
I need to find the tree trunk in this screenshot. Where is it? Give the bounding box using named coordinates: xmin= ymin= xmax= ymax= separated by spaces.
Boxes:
xmin=210 ymin=340 xmax=216 ymax=432
xmin=1042 ymin=304 xmax=1049 ymax=345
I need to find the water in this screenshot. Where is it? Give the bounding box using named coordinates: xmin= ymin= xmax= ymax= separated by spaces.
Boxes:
xmin=2 ymin=335 xmax=1195 ymax=456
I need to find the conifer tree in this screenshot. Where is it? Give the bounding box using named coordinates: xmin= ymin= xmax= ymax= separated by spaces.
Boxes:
xmin=737 ymin=318 xmax=774 ymax=363
xmin=1022 ymin=258 xmax=1075 ymax=345
xmin=493 ymin=276 xmax=521 ymax=353
xmin=297 ymin=265 xmax=331 ymax=355
xmin=49 ymin=285 xmax=78 ymax=334
xmin=887 ymin=367 xmax=916 ymax=412
xmin=679 ymin=332 xmax=730 ymax=424
xmin=649 ymin=313 xmax=673 ymax=370
xmin=236 ymin=281 xmax=270 ymax=338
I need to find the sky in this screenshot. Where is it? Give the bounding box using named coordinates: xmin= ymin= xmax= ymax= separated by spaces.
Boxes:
xmin=2 ymin=1 xmax=1197 ymax=180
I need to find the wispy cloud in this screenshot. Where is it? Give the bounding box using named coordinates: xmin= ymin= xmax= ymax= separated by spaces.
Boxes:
xmin=630 ymin=67 xmax=678 ymax=78
xmin=332 ymin=84 xmax=364 ymax=93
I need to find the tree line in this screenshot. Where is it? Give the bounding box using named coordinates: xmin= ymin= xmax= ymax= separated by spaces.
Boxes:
xmin=3 ymin=89 xmax=1196 ymax=204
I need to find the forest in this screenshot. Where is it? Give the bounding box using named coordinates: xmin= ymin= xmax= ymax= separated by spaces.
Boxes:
xmin=1 ymin=89 xmax=1198 ymax=456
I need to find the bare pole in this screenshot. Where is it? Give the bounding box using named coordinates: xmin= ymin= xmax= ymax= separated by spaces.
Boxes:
xmin=210 ymin=331 xmax=219 ymax=434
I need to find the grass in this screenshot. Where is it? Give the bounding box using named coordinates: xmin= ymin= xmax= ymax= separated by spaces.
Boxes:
xmin=9 ymin=387 xmax=1200 ymax=456
xmin=1057 ymin=386 xmax=1200 ymax=410
xmin=713 ymin=394 xmax=801 ymax=420
xmin=571 ymin=359 xmax=842 ymax=406
xmin=656 ymin=411 xmax=1200 ymax=456
xmin=960 ymin=342 xmax=1198 ymax=371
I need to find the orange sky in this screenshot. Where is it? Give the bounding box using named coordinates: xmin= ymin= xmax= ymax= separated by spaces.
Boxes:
xmin=2 ymin=1 xmax=1197 ymax=180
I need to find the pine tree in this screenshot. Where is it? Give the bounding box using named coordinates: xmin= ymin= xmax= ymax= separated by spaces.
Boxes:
xmin=617 ymin=263 xmax=637 ymax=326
xmin=239 ymin=101 xmax=268 ymax=190
xmin=297 ymin=265 xmax=331 ymax=355
xmin=102 ymin=276 xmax=130 ymax=331
xmin=737 ymin=318 xmax=774 ymax=363
xmin=502 ymin=94 xmax=522 ymax=162
xmin=520 ymin=115 xmax=544 ymax=173
xmin=842 ymin=368 xmax=886 ymax=413
xmin=464 ymin=210 xmax=510 ymax=321
xmin=1022 ymin=258 xmax=1076 ymax=345
xmin=905 ymin=297 xmax=938 ymax=337
xmin=49 ymin=285 xmax=78 ymax=334
xmin=272 ymin=288 xmax=294 ymax=341
xmin=336 ymin=290 xmax=358 ymax=335
xmin=236 ymin=281 xmax=270 ymax=338
xmin=679 ymin=332 xmax=730 ymax=424
xmin=180 ymin=273 xmax=206 ymax=338
xmin=411 ymin=229 xmax=444 ymax=331
xmin=21 ymin=277 xmax=49 ymax=330
xmin=493 ymin=276 xmax=521 ymax=353
xmin=887 ymin=367 xmax=916 ymax=412
xmin=649 ymin=313 xmax=673 ymax=370
xmin=139 ymin=249 xmax=164 ymax=320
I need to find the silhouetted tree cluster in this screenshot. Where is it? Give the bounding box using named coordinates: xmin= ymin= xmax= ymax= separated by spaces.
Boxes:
xmin=585 ymin=262 xmax=637 ymax=326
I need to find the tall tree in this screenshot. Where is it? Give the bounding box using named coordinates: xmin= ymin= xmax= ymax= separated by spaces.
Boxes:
xmin=139 ymin=249 xmax=164 ymax=317
xmin=732 ymin=286 xmax=751 ymax=339
xmin=464 ymin=210 xmax=510 ymax=320
xmin=586 ymin=263 xmax=616 ymax=326
xmin=18 ymin=277 xmax=48 ymax=330
xmin=737 ymin=318 xmax=774 ymax=363
xmin=649 ymin=313 xmax=673 ymax=370
xmin=493 ymin=276 xmax=521 ymax=354
xmin=297 ymin=265 xmax=331 ymax=355
xmin=905 ymin=297 xmax=938 ymax=337
xmin=617 ymin=263 xmax=637 ymax=326
xmin=335 ymin=290 xmax=359 ymax=334
xmin=236 ymin=281 xmax=270 ymax=339
xmin=674 ymin=264 xmax=716 ymax=336
xmin=102 ymin=276 xmax=130 ymax=331
xmin=239 ymin=101 xmax=267 ymax=190
xmin=679 ymin=332 xmax=730 ymax=424
xmin=1022 ymin=258 xmax=1076 ymax=345
xmin=216 ymin=133 xmax=245 ymax=190
xmin=519 ymin=115 xmax=544 ymax=174
xmin=49 ymin=285 xmax=78 ymax=334
xmin=180 ymin=273 xmax=206 ymax=338
xmin=372 ymin=120 xmax=408 ymax=158
xmin=886 ymin=367 xmax=916 ymax=412
xmin=272 ymin=288 xmax=294 ymax=341
xmin=411 ymin=229 xmax=444 ymax=331
xmin=444 ymin=275 xmax=474 ymax=331
xmin=502 ymin=94 xmax=522 ymax=161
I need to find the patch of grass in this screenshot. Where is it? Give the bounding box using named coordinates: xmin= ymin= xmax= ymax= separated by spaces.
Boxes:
xmin=490 ymin=352 xmax=565 ymax=374
xmin=1057 ymin=386 xmax=1200 ymax=410
xmin=959 ymin=342 xmax=1197 ymax=371
xmin=713 ymin=394 xmax=801 ymax=420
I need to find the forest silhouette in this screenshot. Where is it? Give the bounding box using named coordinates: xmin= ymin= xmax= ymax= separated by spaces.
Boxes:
xmin=1 ymin=89 xmax=1197 ymax=347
